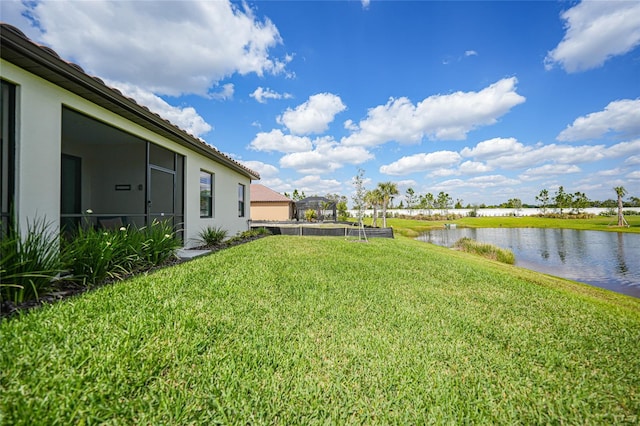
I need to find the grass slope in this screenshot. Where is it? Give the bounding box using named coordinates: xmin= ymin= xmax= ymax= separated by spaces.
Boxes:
xmin=2 ymin=236 xmax=639 ymax=424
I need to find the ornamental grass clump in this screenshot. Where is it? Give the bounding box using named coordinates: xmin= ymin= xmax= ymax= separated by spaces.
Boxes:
xmin=138 ymin=220 xmax=181 ymax=265
xmin=454 ymin=237 xmax=515 ymax=264
xmin=62 ymin=226 xmax=135 ymax=286
xmin=63 ymin=220 xmax=180 ymax=287
xmin=0 ymin=218 xmax=63 ymax=304
xmin=196 ymin=225 xmax=228 ymax=247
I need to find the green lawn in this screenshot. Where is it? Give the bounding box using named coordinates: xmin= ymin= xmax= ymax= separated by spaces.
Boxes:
xmin=2 ymin=236 xmax=639 ymax=424
xmin=373 ymin=215 xmax=640 ymax=237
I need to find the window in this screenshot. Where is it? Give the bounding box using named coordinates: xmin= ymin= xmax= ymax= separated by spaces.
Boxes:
xmin=238 ymin=183 xmax=245 ymax=217
xmin=200 ymin=171 xmax=213 ymax=218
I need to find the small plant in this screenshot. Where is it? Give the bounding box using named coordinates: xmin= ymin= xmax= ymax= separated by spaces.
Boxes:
xmin=1 ymin=217 xmax=63 ymax=304
xmin=305 ymin=209 xmax=317 ymax=222
xmin=196 ymin=225 xmax=228 ymax=247
xmin=453 ymin=237 xmax=515 ymax=264
xmin=62 ymin=226 xmax=133 ymax=286
xmin=139 ymin=220 xmax=181 ymax=265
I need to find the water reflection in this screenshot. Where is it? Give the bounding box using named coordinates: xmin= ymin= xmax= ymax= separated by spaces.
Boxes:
xmin=416 ymin=228 xmax=640 ymax=298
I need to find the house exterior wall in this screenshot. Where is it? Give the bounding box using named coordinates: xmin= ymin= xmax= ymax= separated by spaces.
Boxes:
xmin=1 ymin=59 xmax=251 ymax=246
xmin=251 ymin=202 xmax=292 ymax=221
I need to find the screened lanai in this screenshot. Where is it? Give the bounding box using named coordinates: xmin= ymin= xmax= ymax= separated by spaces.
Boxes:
xmin=294 ymin=196 xmax=337 ymax=221
xmin=61 ymin=107 xmax=184 ymax=235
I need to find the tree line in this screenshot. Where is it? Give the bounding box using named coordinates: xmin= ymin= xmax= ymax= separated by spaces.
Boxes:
xmin=285 ymin=173 xmax=637 ymax=228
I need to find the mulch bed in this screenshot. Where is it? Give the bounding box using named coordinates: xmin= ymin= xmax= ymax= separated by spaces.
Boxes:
xmin=0 ymin=235 xmax=268 ymax=321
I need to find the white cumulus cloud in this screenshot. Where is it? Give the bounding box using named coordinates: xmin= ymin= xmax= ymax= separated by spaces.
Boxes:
xmin=210 ymin=83 xmax=235 ymax=101
xmin=545 ymin=1 xmax=640 ymax=73
xmin=15 ymin=0 xmax=287 ymax=96
xmin=240 ymin=160 xmax=280 ymax=178
xmin=460 ymin=137 xmax=525 ymax=159
xmin=458 ymin=161 xmax=493 ymax=175
xmin=292 ymin=175 xmax=344 ymax=195
xmin=520 ymin=164 xmax=581 ymax=181
xmin=108 ymin=81 xmax=212 ymax=137
xmin=249 ymin=129 xmax=313 ymax=153
xmin=278 ymin=93 xmax=347 ymax=135
xmin=343 ymin=78 xmax=525 ymax=146
xmin=557 ymin=99 xmax=640 ymax=141
xmin=250 ymin=87 xmax=293 ymax=104
xmin=279 ymin=137 xmax=373 ymax=174
xmin=379 ymin=151 xmax=461 ymax=176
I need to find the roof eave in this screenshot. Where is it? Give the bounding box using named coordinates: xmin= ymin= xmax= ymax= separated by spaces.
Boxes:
xmin=0 ymin=23 xmax=259 ymax=180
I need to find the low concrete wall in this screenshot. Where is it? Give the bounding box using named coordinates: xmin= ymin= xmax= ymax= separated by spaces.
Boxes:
xmin=251 ymin=224 xmax=394 ymax=239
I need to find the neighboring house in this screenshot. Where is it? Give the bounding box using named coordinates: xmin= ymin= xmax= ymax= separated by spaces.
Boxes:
xmin=250 ymin=184 xmax=294 ymax=221
xmin=0 ymin=24 xmax=259 ymax=246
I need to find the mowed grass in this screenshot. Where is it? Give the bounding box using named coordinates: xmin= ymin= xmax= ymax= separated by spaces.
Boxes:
xmin=1 ymin=236 xmax=639 ymax=424
xmin=379 ymin=215 xmax=640 ymax=237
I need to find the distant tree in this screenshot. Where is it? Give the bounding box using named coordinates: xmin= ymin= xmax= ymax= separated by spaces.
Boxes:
xmin=336 ymin=200 xmax=349 ymax=221
xmin=351 ymin=168 xmax=368 ymax=240
xmin=405 ymin=188 xmax=417 ymax=215
xmin=419 ymin=193 xmax=435 ymax=215
xmin=536 ymin=189 xmax=550 ymax=213
xmin=554 ymin=186 xmax=571 ymax=215
xmin=320 ymin=200 xmax=334 ymax=221
xmin=325 ymin=193 xmax=347 ymax=204
xmin=378 ymin=182 xmax=399 ymax=228
xmin=571 ymin=192 xmax=590 ymax=214
xmin=614 ymin=186 xmax=628 ymax=227
xmin=436 ymin=191 xmax=452 ymax=213
xmin=630 ymin=196 xmax=640 ymax=207
xmin=285 ymin=189 xmax=306 ymax=201
xmin=508 ymin=198 xmax=522 ymax=215
xmin=365 ymin=188 xmax=383 ymax=227
xmin=454 ymin=198 xmax=464 ymax=209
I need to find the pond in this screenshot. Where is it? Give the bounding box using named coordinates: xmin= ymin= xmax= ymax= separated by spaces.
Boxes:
xmin=416 ymin=228 xmax=640 ymax=298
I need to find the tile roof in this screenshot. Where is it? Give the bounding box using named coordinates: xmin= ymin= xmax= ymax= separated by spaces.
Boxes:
xmin=0 ymin=22 xmax=259 ymax=180
xmin=250 ymin=184 xmax=292 ymax=203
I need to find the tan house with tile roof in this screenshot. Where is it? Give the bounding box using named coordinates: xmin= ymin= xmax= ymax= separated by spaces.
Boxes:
xmin=250 ymin=184 xmax=294 ymax=221
xmin=1 ymin=23 xmax=259 ymax=246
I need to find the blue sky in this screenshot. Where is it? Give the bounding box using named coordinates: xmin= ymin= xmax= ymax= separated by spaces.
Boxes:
xmin=2 ymin=0 xmax=639 ymax=205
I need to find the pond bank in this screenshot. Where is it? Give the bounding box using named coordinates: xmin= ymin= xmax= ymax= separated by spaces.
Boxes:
xmin=417 ymin=227 xmax=640 ymax=298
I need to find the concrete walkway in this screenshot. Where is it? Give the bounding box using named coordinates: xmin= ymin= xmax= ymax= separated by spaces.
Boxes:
xmin=176 ymin=248 xmax=211 ymax=260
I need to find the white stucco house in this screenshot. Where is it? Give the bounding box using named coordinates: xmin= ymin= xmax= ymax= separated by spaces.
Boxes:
xmin=0 ymin=23 xmax=259 ymax=247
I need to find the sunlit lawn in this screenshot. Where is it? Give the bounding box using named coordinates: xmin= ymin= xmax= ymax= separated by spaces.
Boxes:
xmin=2 ymin=236 xmax=639 ymax=424
xmin=373 ymin=215 xmax=640 ymax=237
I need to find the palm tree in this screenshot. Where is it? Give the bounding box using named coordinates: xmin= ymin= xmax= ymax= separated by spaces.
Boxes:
xmin=614 ymin=186 xmax=627 ymax=227
xmin=377 ymin=182 xmax=399 ymax=228
xmin=365 ymin=189 xmax=383 ymax=227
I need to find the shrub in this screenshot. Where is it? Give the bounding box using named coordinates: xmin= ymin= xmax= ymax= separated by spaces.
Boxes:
xmin=453 ymin=237 xmax=515 ymax=265
xmin=63 ymin=220 xmax=180 ymax=287
xmin=138 ymin=220 xmax=181 ymax=265
xmin=62 ymin=226 xmax=134 ymax=286
xmin=305 ymin=209 xmax=317 ymax=222
xmin=196 ymin=225 xmax=228 ymax=247
xmin=0 ymin=218 xmax=63 ymax=303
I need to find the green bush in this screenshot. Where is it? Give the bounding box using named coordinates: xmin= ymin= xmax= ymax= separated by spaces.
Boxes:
xmin=453 ymin=237 xmax=515 ymax=264
xmin=305 ymin=209 xmax=317 ymax=222
xmin=139 ymin=220 xmax=181 ymax=265
xmin=0 ymin=218 xmax=63 ymax=303
xmin=62 ymin=226 xmax=134 ymax=286
xmin=196 ymin=225 xmax=228 ymax=247
xmin=63 ymin=220 xmax=180 ymax=287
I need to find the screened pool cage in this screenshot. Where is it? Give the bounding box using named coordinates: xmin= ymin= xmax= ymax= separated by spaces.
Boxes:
xmin=294 ymin=197 xmax=337 ymax=222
